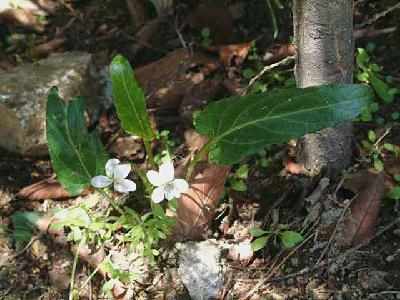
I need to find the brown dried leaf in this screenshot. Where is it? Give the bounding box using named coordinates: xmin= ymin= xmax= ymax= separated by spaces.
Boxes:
xmin=213 ymin=43 xmax=251 ymax=67
xmin=339 ymin=172 xmax=386 ymax=247
xmin=135 ymin=49 xmax=220 ymax=108
xmin=173 ymin=162 xmax=231 ymax=239
xmin=179 ymin=78 xmax=222 ymax=125
xmin=17 ymin=179 xmax=89 ymax=200
xmin=34 ymin=38 xmax=66 ymax=56
xmin=283 ymin=158 xmax=307 ymax=175
xmin=0 ymin=9 xmax=45 ymax=32
xmin=187 ymin=1 xmax=237 ymax=45
xmin=385 ymin=158 xmax=400 ymax=176
xmin=263 ymin=43 xmax=296 ymax=63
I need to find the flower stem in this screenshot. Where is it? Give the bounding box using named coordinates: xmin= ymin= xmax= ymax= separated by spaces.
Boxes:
xmin=143 ymin=140 xmax=156 ymax=169
xmin=96 ymin=188 xmax=124 ymax=215
xmin=186 ymin=140 xmax=213 ymax=181
xmin=69 ymin=237 xmax=85 ymax=300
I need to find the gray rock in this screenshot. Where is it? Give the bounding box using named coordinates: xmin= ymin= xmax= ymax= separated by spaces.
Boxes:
xmin=0 ymin=52 xmax=107 ymax=156
xmin=178 ymin=240 xmax=224 ymax=300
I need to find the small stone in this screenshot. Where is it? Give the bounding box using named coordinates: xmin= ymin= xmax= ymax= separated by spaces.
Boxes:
xmin=290 ymin=257 xmax=299 ymax=267
xmin=178 ymin=240 xmax=224 ymax=300
xmin=386 ymin=255 xmax=396 ymax=263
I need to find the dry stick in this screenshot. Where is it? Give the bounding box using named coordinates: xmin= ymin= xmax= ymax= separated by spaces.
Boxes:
xmin=242 ymin=56 xmax=296 ymax=96
xmin=315 ymin=195 xmax=356 ymax=265
xmin=373 ymin=126 xmax=392 ymax=148
xmin=241 ymin=231 xmax=317 ymax=300
xmin=0 ymin=236 xmax=38 ymax=268
xmin=242 ymin=219 xmax=399 ymax=299
xmin=356 ymin=2 xmax=400 ymax=29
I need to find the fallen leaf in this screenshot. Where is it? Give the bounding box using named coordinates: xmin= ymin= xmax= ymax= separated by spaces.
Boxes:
xmin=179 ymin=78 xmax=222 ymax=125
xmin=0 ymin=8 xmax=45 ymax=31
xmin=109 ymin=136 xmax=144 ymax=160
xmin=283 ymin=158 xmax=308 ymax=175
xmin=184 ymin=129 xmax=209 ymax=155
xmin=263 ymin=43 xmax=296 ymax=63
xmin=339 ymin=172 xmax=385 ymax=247
xmin=173 ymin=162 xmax=231 ymax=239
xmin=187 ymin=1 xmax=237 ymax=45
xmin=385 ymin=158 xmax=400 ymax=176
xmin=17 ymin=179 xmax=89 ymax=200
xmin=212 ymin=43 xmax=252 ymax=67
xmin=135 ymin=49 xmax=220 ymax=108
xmin=34 ymin=38 xmax=66 ymax=57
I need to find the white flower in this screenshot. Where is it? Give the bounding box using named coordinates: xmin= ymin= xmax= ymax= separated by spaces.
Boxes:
xmin=146 ymin=161 xmax=189 ymax=203
xmin=91 ymin=159 xmax=136 ymax=193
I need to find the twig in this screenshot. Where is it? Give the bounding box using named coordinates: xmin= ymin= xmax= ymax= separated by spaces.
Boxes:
xmin=368 ymin=291 xmax=400 ymax=299
xmin=315 ymin=195 xmax=356 ymax=265
xmin=373 ymin=126 xmax=392 ymax=148
xmin=242 ymin=56 xmax=295 ymax=96
xmin=241 ymin=231 xmax=316 ymax=300
xmin=0 ymin=236 xmax=38 ymax=268
xmin=174 ymin=5 xmax=187 ymax=50
xmin=356 ymin=3 xmax=400 ymax=29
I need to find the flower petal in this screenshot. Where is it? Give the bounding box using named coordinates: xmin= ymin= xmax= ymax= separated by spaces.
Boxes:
xmin=105 ymin=159 xmax=120 ymax=178
xmin=159 ymin=161 xmax=174 ymax=184
xmin=173 ymin=179 xmax=189 ymax=194
xmin=114 ymin=179 xmax=136 ymax=193
xmin=151 ymin=186 xmax=165 ymax=203
xmin=146 ymin=170 xmax=162 ymax=186
xmin=91 ymin=175 xmax=112 ymax=188
xmin=164 ymin=183 xmax=178 ymax=201
xmin=113 ymin=164 xmax=131 ymax=180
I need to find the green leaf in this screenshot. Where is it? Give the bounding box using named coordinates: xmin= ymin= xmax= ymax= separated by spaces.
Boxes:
xmin=368 ymin=130 xmax=376 ymax=143
xmin=356 ymin=48 xmax=368 ymax=69
xmin=250 ymin=227 xmax=268 ymax=237
xmin=280 ymin=231 xmax=303 ymax=247
xmin=374 ymin=159 xmax=384 ymax=172
xmin=231 ymin=180 xmax=247 ymax=191
xmin=194 ymin=84 xmax=372 ymax=165
xmin=102 ymin=279 xmax=117 ymax=293
xmin=110 ymin=55 xmax=154 ymax=141
xmin=251 ymin=236 xmax=269 ymax=251
xmin=46 ymin=87 xmax=108 ymax=195
xmin=387 ymin=187 xmax=400 ymax=200
xmin=11 ymin=211 xmax=45 ymax=242
xmin=394 ymin=174 xmax=400 ymax=182
xmin=369 ymin=74 xmax=393 ymax=103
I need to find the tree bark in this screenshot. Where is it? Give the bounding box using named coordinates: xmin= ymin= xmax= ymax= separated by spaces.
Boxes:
xmin=293 ymin=0 xmax=354 ymax=179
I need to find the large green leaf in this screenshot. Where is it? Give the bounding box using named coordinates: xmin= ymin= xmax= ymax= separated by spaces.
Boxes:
xmin=46 ymin=87 xmax=108 ymax=195
xmin=194 ymin=84 xmax=372 ymax=164
xmin=110 ymin=55 xmax=154 ymax=141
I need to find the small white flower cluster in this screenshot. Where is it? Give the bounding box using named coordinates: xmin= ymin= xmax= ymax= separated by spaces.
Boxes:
xmin=91 ymin=159 xmax=188 ymax=203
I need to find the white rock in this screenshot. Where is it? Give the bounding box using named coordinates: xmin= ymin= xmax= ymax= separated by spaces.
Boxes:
xmin=178 ymin=240 xmax=224 ymax=300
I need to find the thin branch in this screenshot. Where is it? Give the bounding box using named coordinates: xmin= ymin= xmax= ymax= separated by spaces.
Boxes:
xmin=242 ymin=56 xmax=295 ymax=96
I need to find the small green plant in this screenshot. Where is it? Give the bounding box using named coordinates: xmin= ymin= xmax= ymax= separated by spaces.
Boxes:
xmin=355 ymin=45 xmax=399 ymax=122
xmin=250 ymin=225 xmax=303 ymax=251
xmin=360 ymin=129 xmax=399 ymax=172
xmin=200 ymin=27 xmax=212 ymax=47
xmin=34 ymin=53 xmax=371 ymax=295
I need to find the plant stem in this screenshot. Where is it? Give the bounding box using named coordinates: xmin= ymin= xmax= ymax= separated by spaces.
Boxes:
xmin=77 ymin=254 xmax=111 ymax=295
xmin=96 ymin=188 xmax=124 ymax=215
xmin=186 ymin=140 xmax=213 ymax=181
xmin=143 ymin=140 xmax=156 ymax=169
xmin=69 ymin=238 xmax=85 ymax=300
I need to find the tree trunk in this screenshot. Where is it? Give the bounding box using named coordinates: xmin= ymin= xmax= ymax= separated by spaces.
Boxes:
xmin=293 ymin=0 xmax=354 ymax=179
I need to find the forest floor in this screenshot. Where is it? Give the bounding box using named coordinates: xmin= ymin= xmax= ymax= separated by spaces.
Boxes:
xmin=1 ymin=1 xmax=400 ymax=299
